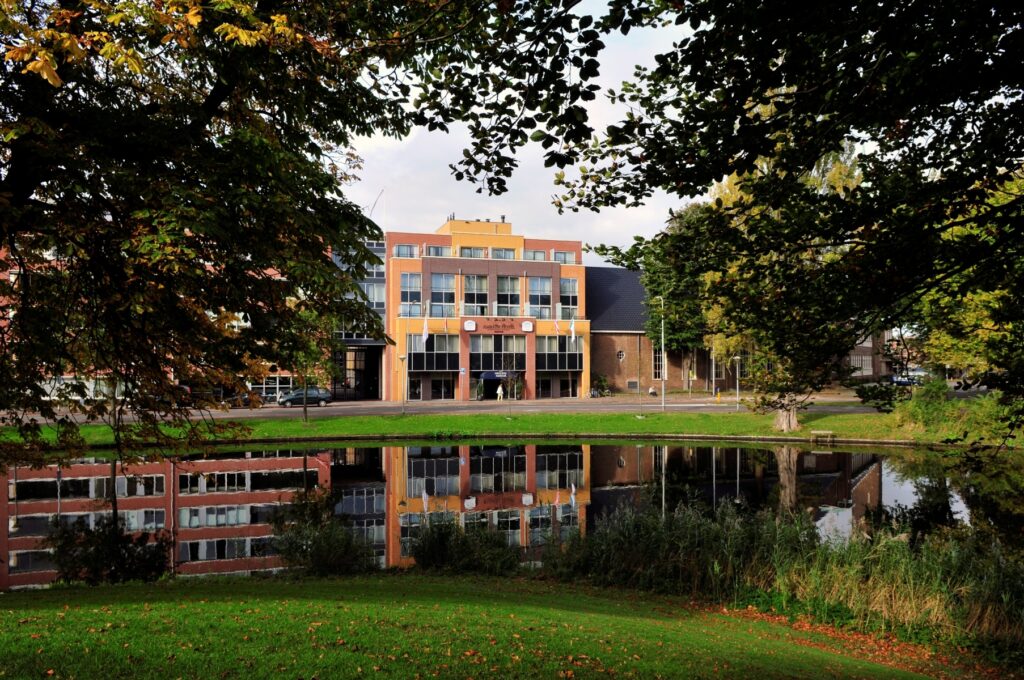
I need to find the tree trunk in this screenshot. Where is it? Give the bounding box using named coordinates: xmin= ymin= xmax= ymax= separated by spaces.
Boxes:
xmin=774 ymin=445 xmax=800 ymax=516
xmin=773 ymin=405 xmax=800 ymax=432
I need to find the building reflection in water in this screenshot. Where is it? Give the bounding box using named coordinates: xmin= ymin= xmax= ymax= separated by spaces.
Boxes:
xmin=4 ymin=443 xmax=883 ymax=588
xmin=589 ymin=445 xmax=882 ymax=541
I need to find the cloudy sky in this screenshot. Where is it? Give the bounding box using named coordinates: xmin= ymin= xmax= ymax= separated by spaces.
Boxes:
xmin=346 ymin=8 xmax=691 ymax=266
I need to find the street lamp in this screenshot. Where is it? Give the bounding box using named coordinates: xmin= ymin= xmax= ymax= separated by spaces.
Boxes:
xmin=732 ymin=355 xmax=741 ymax=411
xmin=656 ymin=296 xmax=666 ymax=413
xmin=398 ymin=354 xmax=407 ymax=416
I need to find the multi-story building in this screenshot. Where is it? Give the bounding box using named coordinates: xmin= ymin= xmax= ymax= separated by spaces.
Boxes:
xmin=1 ymin=450 xmax=329 ymax=589
xmin=384 ymin=219 xmax=590 ymax=401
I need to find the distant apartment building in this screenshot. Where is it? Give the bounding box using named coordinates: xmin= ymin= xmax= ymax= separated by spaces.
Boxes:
xmin=384 ymin=219 xmax=590 ymax=401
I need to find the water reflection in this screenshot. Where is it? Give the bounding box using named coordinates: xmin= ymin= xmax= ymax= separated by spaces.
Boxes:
xmin=3 ymin=442 xmax=1018 ymax=588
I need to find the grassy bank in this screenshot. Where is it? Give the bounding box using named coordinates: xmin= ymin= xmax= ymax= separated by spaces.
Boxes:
xmin=4 ymin=410 xmax=937 ymax=449
xmin=0 ymin=574 xmax=974 ymax=679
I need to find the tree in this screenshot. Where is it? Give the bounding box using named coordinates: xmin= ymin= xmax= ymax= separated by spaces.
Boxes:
xmin=495 ymin=1 xmax=1024 ymax=437
xmin=1 ymin=1 xmax=611 ymax=457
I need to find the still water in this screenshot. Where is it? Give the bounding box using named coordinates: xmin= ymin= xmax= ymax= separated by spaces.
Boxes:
xmin=3 ymin=441 xmax=1015 ymax=588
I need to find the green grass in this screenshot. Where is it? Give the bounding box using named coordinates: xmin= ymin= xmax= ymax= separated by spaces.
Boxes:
xmin=0 ymin=574 xmax=954 ymax=679
xmin=4 ymin=410 xmax=936 ymax=450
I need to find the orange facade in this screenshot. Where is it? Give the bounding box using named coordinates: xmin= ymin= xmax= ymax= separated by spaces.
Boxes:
xmin=384 ymin=220 xmax=590 ymax=402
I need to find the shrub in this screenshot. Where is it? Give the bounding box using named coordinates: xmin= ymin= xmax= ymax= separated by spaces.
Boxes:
xmin=272 ymin=489 xmax=377 ymax=576
xmin=412 ymin=519 xmax=521 ymax=575
xmin=854 ymin=381 xmax=910 ymax=413
xmin=44 ymin=514 xmax=172 ymax=585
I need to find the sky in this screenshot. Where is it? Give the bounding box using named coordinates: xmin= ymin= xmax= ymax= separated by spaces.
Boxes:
xmin=346 ymin=8 xmax=690 ymax=266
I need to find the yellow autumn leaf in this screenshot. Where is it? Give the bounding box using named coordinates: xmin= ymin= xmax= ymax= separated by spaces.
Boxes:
xmin=185 ymin=7 xmax=202 ymax=27
xmin=24 ymin=55 xmax=62 ymax=87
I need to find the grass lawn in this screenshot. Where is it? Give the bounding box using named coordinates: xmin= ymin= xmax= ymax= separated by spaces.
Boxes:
xmin=0 ymin=574 xmax=975 ymax=679
xmin=6 ymin=410 xmax=941 ymax=450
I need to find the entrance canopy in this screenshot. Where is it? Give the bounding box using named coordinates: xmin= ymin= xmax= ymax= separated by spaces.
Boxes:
xmin=479 ymin=371 xmax=518 ymax=380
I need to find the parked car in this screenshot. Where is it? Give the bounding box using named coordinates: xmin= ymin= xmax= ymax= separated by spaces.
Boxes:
xmin=892 ymin=368 xmax=930 ymax=386
xmin=277 ymin=387 xmax=332 ymax=407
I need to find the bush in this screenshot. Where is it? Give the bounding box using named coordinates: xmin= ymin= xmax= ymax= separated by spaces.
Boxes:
xmin=894 ymin=381 xmax=1009 ymax=442
xmin=272 ymin=489 xmax=377 ymax=576
xmin=44 ymin=514 xmax=172 ymax=585
xmin=854 ymin=381 xmax=910 ymax=413
xmin=412 ymin=519 xmax=521 ymax=575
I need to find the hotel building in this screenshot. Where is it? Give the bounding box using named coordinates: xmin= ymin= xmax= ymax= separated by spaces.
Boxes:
xmin=383 ymin=219 xmax=590 ymax=402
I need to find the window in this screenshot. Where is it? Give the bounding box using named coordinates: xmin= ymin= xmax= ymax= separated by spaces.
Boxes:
xmin=400 ymin=273 xmax=422 ymax=317
xmin=523 ymin=249 xmax=546 ymax=261
xmin=496 ymin=276 xmax=520 ymax=316
xmin=496 ymin=510 xmax=521 ymax=546
xmin=559 ymin=278 xmax=578 ymax=319
xmin=338 ymin=487 xmax=386 ymax=516
xmin=359 ymin=282 xmax=385 ymax=311
xmin=469 ymin=335 xmax=526 ymax=372
xmin=431 ymin=376 xmax=455 ymax=399
xmin=528 ymin=277 xmax=552 ymax=318
xmin=470 ymin=449 xmax=527 ymax=493
xmin=460 ymin=246 xmax=486 ymax=258
xmin=407 ymin=375 xmax=422 ymax=400
xmin=553 ymin=251 xmax=575 ymax=264
xmin=426 ymin=245 xmax=451 ymax=257
xmin=143 ymin=509 xmax=165 ymax=530
xmin=653 ymin=346 xmax=664 ymax=381
xmin=463 ymin=275 xmax=488 ymax=315
xmin=250 ymin=375 xmax=293 ymax=399
xmin=407 ymin=334 xmax=460 ymax=373
xmin=393 ymin=244 xmax=416 ymax=258
xmin=408 ymin=453 xmax=460 ymax=496
xmin=534 ymin=335 xmax=582 ymax=372
xmin=536 ymin=448 xmax=584 ymax=489
xmin=400 ymin=514 xmax=421 ymax=557
xmin=430 ymin=273 xmax=455 ymax=317
xmin=529 ymin=506 xmax=551 ymax=546
xmin=850 ymin=354 xmax=872 ymax=376
xmin=366 ymin=262 xmax=385 ymax=279
xmin=492 ymin=247 xmax=515 ymax=260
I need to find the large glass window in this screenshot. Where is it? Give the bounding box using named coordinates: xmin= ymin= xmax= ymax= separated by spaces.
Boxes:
xmin=535 ymin=335 xmax=582 ymax=371
xmin=393 ymin=244 xmax=416 ymax=258
xmin=528 ymin=277 xmax=552 ymax=318
xmin=523 ymin=249 xmax=546 ymax=261
xmin=359 ymin=282 xmax=385 ymax=311
xmin=429 ymin=273 xmax=455 ymax=317
xmin=496 ymin=276 xmax=520 ymax=316
xmin=559 ymin=278 xmax=578 ymax=319
xmin=470 ymin=335 xmax=526 ymax=372
xmin=463 ymin=275 xmax=488 ymax=316
xmin=553 ymin=251 xmax=575 ymax=264
xmin=492 ymin=247 xmax=515 ymax=260
xmin=400 ymin=273 xmax=421 ymax=317
xmin=460 ymin=246 xmax=486 ymax=258
xmin=426 ymin=245 xmax=451 ymax=257
xmin=653 ymin=346 xmax=664 ymax=381
xmin=407 ymin=334 xmax=459 ymax=372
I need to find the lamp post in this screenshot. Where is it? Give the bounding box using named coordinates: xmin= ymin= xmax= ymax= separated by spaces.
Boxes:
xmin=732 ymin=355 xmax=741 ymax=411
xmin=656 ymin=296 xmax=666 ymax=413
xmin=399 ymin=354 xmax=407 ymax=416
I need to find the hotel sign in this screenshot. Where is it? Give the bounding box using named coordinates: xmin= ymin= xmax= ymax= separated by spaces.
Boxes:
xmin=471 ymin=318 xmax=534 ymax=333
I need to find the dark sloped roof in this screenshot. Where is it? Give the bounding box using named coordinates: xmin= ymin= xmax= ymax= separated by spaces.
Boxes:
xmin=586 ymin=266 xmax=648 ymax=332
